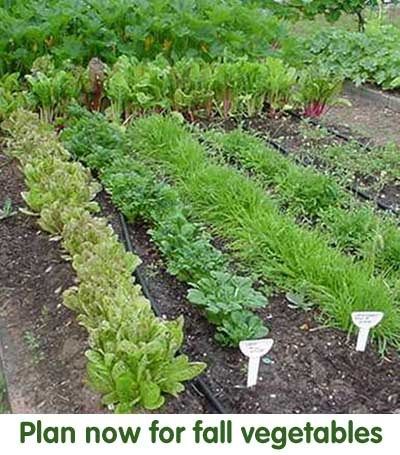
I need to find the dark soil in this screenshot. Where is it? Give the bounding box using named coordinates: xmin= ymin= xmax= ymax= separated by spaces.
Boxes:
xmin=0 ymin=153 xmax=209 ymax=413
xmin=0 ymin=153 xmax=102 ymax=412
xmin=108 ymin=206 xmax=400 ymax=414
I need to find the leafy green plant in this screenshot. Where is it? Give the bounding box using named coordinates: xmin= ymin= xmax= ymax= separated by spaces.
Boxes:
xmin=151 ymin=213 xmax=227 ymax=283
xmin=0 ymin=72 xmax=28 ymax=120
xmin=0 ymin=0 xmax=288 ymax=76
xmin=105 ymin=56 xmax=302 ymax=119
xmin=4 ymin=109 xmax=205 ymax=413
xmin=0 ymin=197 xmax=17 ymax=220
xmin=188 ymin=272 xmax=268 ymax=345
xmin=297 ymin=67 xmax=343 ymax=117
xmin=26 ymin=69 xmax=80 ymax=122
xmin=307 ymin=23 xmax=400 ymax=89
xmin=263 ymin=57 xmax=297 ymax=112
xmin=62 ymin=109 xmax=269 ymax=347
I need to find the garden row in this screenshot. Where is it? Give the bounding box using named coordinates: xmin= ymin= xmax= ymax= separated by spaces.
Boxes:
xmin=61 ymin=109 xmax=400 ymax=352
xmin=104 ymin=55 xmax=340 ymax=120
xmin=63 ymin=108 xmax=270 ymax=346
xmin=200 ymin=128 xmax=400 ymax=281
xmin=241 ymin=114 xmax=400 ymax=213
xmin=2 ymin=0 xmax=400 ymax=94
xmin=0 ymin=0 xmax=291 ymax=75
xmin=2 ymin=109 xmax=205 ymax=413
xmin=0 ymin=54 xmax=342 ymax=124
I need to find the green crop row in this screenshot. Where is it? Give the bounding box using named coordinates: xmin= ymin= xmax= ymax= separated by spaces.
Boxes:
xmin=0 ymin=0 xmax=293 ymax=76
xmin=303 ymin=140 xmax=400 ymax=194
xmin=306 ymin=23 xmax=400 ymax=90
xmin=0 ymin=53 xmax=343 ymax=123
xmin=105 ymin=55 xmax=342 ymax=120
xmin=62 ymin=108 xmax=270 ymax=346
xmin=201 ymin=128 xmax=400 ymax=279
xmin=2 ymin=109 xmax=204 ymax=413
xmin=126 ymin=113 xmax=400 ymax=352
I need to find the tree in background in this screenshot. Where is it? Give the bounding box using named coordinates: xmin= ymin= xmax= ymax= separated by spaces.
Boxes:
xmin=264 ymin=0 xmax=387 ymax=31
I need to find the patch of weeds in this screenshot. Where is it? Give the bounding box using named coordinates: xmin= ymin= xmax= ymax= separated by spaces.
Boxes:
xmin=40 ymin=304 xmax=50 ymax=319
xmin=0 ymin=197 xmax=17 ymax=221
xmin=145 ymin=261 xmax=162 ymax=279
xmin=298 ymin=120 xmax=329 ymax=141
xmin=23 ymin=331 xmax=44 ymax=364
xmin=0 ymin=370 xmax=10 ymax=413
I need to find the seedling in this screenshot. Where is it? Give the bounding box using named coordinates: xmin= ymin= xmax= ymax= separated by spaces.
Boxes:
xmin=351 ymin=312 xmax=384 ymax=352
xmin=0 ymin=198 xmax=16 ymax=220
xmin=239 ymin=339 xmax=273 ymax=387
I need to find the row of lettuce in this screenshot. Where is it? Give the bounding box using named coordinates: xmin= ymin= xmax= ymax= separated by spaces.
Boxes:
xmin=0 ymin=54 xmax=342 ymax=124
xmin=61 ymin=109 xmax=400 ymax=352
xmin=2 ymin=110 xmax=205 ymax=413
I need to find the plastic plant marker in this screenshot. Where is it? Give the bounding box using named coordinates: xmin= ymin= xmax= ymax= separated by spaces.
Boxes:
xmin=239 ymin=339 xmax=274 ymax=387
xmin=351 ymin=312 xmax=384 ymax=352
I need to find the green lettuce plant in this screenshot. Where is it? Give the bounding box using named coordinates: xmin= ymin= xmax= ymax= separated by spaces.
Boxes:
xmin=3 ymin=109 xmax=205 ymax=412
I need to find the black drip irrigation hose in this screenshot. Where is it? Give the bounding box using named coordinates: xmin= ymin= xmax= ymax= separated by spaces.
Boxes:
xmin=264 ymin=135 xmax=398 ymax=215
xmin=292 ymin=111 xmax=398 ymax=214
xmin=289 ymin=110 xmax=373 ymax=152
xmin=250 ymin=111 xmax=398 ymax=216
xmin=118 ymin=212 xmax=228 ymax=414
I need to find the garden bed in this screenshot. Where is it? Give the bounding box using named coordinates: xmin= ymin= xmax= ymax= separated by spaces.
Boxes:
xmin=97 ymin=172 xmax=400 ymax=414
xmin=2 ymin=117 xmax=400 ymax=414
xmin=0 ymin=152 xmax=209 ymax=413
xmin=124 ymin=208 xmax=400 ymax=414
xmin=196 ymin=113 xmax=400 ymax=214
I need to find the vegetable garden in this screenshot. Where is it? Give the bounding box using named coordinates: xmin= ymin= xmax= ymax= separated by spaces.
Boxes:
xmin=0 ymin=0 xmax=399 ymax=414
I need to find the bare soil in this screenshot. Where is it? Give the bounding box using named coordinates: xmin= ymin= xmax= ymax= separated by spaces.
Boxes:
xmin=322 ymin=90 xmax=400 ymax=147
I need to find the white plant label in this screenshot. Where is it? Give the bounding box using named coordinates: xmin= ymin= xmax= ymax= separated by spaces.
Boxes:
xmin=239 ymin=339 xmax=274 ymax=387
xmin=351 ymin=311 xmax=384 ymax=352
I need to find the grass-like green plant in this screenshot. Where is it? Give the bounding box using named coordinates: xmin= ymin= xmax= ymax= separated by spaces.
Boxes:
xmin=202 ymin=128 xmax=400 ymax=277
xmin=306 ymin=141 xmax=400 ymax=193
xmin=127 ymin=114 xmax=400 ymax=352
